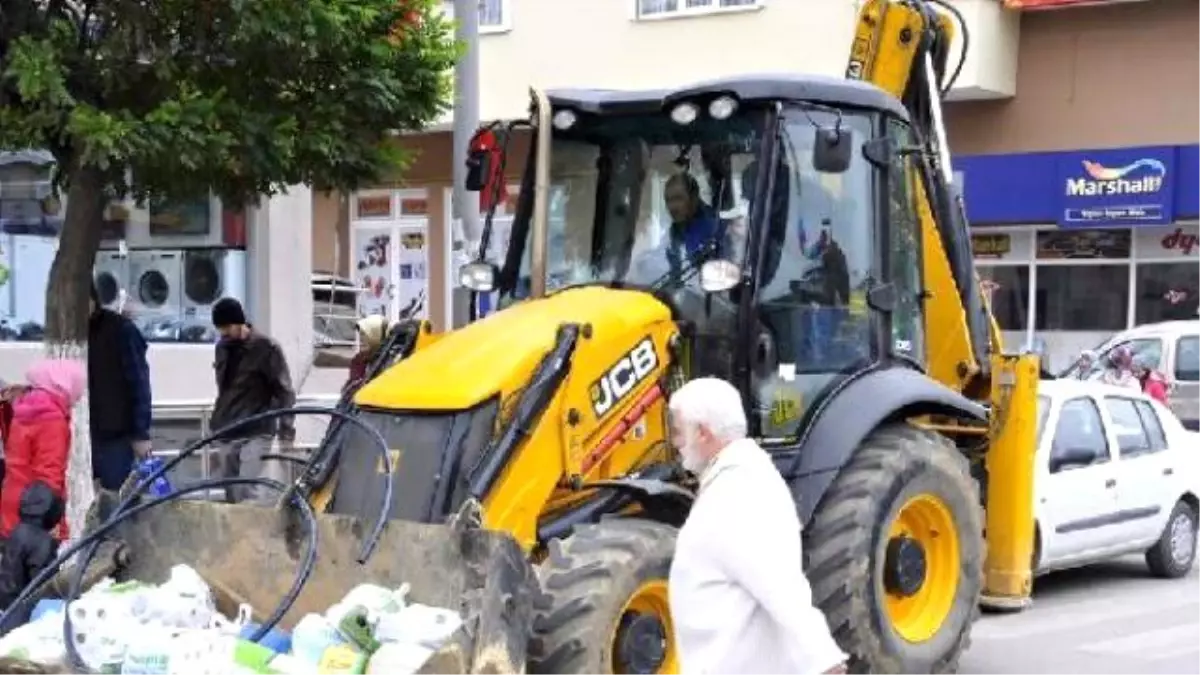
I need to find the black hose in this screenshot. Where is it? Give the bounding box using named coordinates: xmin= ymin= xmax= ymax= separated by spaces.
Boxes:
xmin=925 ymin=0 xmax=970 ymax=94
xmin=118 ymin=406 xmax=393 ymax=563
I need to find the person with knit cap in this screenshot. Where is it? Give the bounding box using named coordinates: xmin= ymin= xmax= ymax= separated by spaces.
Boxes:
xmin=88 ymin=283 xmax=153 ymax=492
xmin=208 ymin=297 xmax=297 ymax=504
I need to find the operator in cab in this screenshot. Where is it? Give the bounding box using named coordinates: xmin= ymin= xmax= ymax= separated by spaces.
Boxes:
xmin=664 ymin=173 xmax=723 ymax=279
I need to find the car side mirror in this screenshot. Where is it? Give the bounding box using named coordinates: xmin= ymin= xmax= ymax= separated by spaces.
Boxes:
xmin=1049 ymin=446 xmax=1097 ymax=473
xmin=812 ymin=127 xmax=853 ymax=174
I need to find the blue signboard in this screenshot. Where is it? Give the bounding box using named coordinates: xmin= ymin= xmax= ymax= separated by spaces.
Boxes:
xmin=956 ymin=144 xmax=1198 ymax=227
xmin=1056 ymin=146 xmax=1175 ymax=228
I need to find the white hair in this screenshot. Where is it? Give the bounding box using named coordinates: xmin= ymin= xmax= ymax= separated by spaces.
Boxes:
xmin=668 ymin=377 xmax=748 ymax=443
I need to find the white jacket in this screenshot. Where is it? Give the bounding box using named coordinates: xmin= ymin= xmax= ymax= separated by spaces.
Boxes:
xmin=668 ymin=438 xmax=847 ymax=674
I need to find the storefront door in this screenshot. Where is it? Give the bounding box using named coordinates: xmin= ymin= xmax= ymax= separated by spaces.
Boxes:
xmin=350 ymin=189 xmax=431 ymax=323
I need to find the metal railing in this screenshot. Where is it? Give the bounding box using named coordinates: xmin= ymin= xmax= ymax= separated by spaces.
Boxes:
xmin=150 ymin=393 xmax=340 ymax=498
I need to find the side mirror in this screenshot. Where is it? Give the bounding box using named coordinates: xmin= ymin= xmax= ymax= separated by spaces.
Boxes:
xmin=459 ymin=261 xmax=498 ymax=293
xmin=812 ymin=127 xmax=853 ymax=174
xmin=699 ymin=260 xmax=741 ymax=293
xmin=1049 ymin=446 xmax=1097 ymax=473
xmin=464 ymin=148 xmax=490 ymax=192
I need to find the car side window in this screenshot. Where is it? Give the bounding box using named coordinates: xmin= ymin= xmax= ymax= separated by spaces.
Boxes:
xmin=1175 ymin=336 xmax=1199 ymax=382
xmin=1050 ymin=397 xmax=1110 ymax=472
xmin=1132 ymin=400 xmax=1168 ymax=452
xmin=1104 ymin=397 xmax=1153 ymax=457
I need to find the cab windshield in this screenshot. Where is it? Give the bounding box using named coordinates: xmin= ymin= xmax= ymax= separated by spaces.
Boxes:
xmin=509 ymin=107 xmax=767 ymax=297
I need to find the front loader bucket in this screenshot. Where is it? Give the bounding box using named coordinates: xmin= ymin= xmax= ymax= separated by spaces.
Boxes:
xmin=54 ymin=497 xmax=538 ymax=674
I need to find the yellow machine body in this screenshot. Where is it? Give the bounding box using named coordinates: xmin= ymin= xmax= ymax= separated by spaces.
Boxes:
xmin=355 ymin=286 xmax=679 ymax=550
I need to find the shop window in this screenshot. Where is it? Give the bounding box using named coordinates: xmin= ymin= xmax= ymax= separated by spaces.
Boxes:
xmin=1036 ymin=229 xmax=1130 ymax=261
xmin=1135 ymin=262 xmax=1199 ymax=325
xmin=1035 ymin=265 xmax=1129 ymax=331
xmin=978 ymin=265 xmax=1029 ymax=331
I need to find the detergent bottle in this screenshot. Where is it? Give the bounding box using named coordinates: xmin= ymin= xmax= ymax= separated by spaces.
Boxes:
xmin=135 ymin=457 xmax=173 ymax=498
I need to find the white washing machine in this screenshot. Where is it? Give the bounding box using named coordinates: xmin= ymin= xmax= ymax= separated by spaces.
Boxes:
xmin=181 ymin=248 xmax=247 ymax=343
xmin=128 ymin=249 xmax=184 ymax=341
xmin=92 ymin=251 xmax=128 ymax=312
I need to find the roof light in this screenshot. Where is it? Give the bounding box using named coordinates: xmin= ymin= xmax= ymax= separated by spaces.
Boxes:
xmin=708 ymin=96 xmax=738 ymax=120
xmin=552 ymin=109 xmax=577 ymax=130
xmin=670 ymin=102 xmax=699 ymax=126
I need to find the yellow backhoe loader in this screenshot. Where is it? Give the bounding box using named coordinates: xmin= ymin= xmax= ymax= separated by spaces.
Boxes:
xmin=22 ymin=0 xmax=1040 ymax=673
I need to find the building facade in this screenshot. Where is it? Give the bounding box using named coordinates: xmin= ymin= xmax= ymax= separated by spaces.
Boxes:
xmin=314 ymin=0 xmax=1019 ymax=330
xmin=0 ymin=151 xmax=315 ymax=402
xmin=946 ymin=0 xmax=1199 ymax=371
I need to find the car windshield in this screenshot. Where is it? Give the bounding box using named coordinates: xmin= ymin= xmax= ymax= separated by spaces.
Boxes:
xmin=509 ymin=107 xmax=768 ymax=297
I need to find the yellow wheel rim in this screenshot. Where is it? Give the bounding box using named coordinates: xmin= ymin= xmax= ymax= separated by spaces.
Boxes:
xmin=610 ymin=580 xmax=678 ymax=674
xmin=882 ymin=494 xmax=961 ymax=644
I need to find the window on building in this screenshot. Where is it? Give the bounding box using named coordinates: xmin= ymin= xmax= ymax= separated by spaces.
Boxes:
xmin=442 ymin=0 xmax=508 ymax=30
xmin=1035 ymin=265 xmax=1129 ymax=331
xmin=1135 ymin=262 xmax=1199 ymax=324
xmin=977 ymin=265 xmax=1029 ymax=330
xmin=637 ymin=0 xmax=760 ymax=18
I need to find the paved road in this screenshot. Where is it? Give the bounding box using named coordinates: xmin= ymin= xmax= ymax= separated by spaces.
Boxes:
xmin=962 ymin=556 xmax=1199 ymax=674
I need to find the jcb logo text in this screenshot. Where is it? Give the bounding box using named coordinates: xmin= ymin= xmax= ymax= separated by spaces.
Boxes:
xmin=591 ymin=338 xmax=658 ymax=418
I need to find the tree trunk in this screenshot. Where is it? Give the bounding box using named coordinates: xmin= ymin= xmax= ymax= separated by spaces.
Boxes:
xmin=45 ymin=164 xmax=107 ymax=545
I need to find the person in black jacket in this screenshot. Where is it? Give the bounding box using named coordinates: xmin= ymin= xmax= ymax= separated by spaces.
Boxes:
xmin=0 ymin=481 xmax=63 ymax=635
xmin=209 ymin=298 xmax=296 ymax=505
xmin=89 ymin=285 xmax=154 ymax=491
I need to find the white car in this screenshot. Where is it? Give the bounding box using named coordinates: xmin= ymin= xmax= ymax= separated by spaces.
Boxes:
xmin=1034 ymin=379 xmax=1199 ymax=579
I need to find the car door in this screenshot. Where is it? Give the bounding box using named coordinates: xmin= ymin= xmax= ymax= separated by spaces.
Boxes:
xmin=1102 ymin=396 xmax=1176 ymax=547
xmin=1171 ymin=335 xmax=1199 ymax=431
xmin=1040 ymin=396 xmax=1123 ymax=566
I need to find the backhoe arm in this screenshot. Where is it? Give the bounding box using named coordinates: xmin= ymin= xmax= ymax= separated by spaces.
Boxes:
xmin=846 ymin=0 xmax=1038 ymax=611
xmin=846 ymin=0 xmax=997 ymax=387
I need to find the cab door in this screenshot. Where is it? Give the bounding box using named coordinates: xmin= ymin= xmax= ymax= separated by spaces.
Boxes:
xmin=1039 ymin=396 xmax=1123 ymax=566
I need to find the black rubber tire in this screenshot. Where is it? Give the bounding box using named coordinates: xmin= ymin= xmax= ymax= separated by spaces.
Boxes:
xmin=804 ymin=423 xmax=985 ymax=674
xmin=529 ymin=519 xmax=678 ymax=674
xmin=1145 ymin=500 xmax=1198 ymax=579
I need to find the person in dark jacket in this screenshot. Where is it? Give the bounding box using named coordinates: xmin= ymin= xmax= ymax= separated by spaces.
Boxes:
xmin=0 ymin=481 xmax=63 ymax=635
xmin=89 ymin=284 xmax=153 ymax=491
xmin=209 ymin=298 xmax=296 ymax=505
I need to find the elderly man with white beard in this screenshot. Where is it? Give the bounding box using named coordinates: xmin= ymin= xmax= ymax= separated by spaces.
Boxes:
xmin=667 ymin=377 xmax=848 ymax=675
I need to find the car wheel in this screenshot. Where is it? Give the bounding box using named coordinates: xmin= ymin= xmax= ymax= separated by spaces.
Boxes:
xmin=1146 ymin=500 xmax=1198 ymax=579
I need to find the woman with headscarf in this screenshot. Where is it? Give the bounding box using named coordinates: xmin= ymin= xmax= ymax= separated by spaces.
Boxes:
xmin=1132 ymin=355 xmax=1171 ymax=406
xmin=345 ymin=315 xmax=391 ymax=393
xmin=0 ymin=359 xmax=86 ymax=541
xmin=1100 ymin=346 xmax=1141 ymax=390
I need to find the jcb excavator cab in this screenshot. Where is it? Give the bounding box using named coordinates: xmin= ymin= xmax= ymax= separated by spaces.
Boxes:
xmin=468 ymin=75 xmax=954 ymax=459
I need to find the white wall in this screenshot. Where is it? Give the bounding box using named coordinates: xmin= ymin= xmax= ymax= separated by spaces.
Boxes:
xmin=440 ymin=0 xmax=1016 ymax=125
